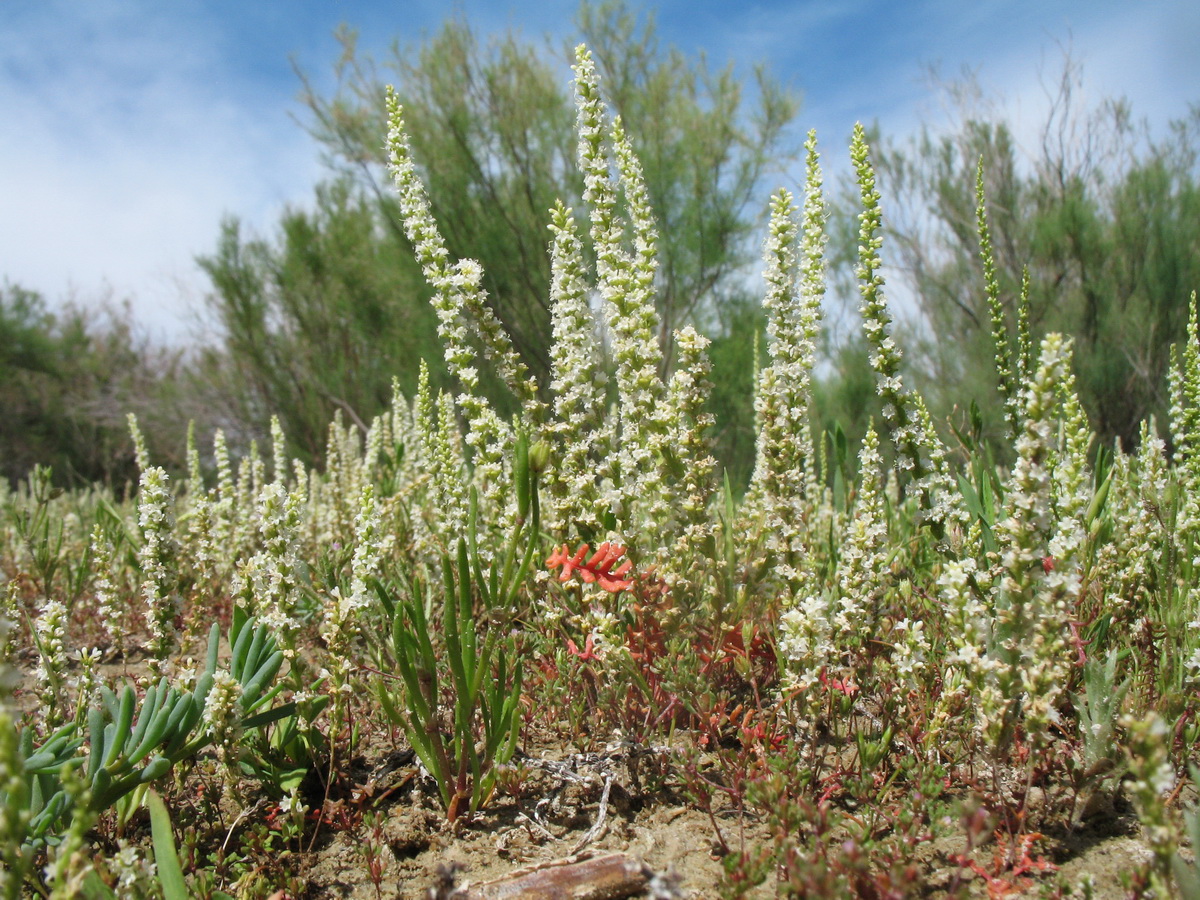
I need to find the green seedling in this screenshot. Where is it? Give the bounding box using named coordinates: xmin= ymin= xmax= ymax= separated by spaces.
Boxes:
xmin=1070 ymin=648 xmax=1130 ymax=826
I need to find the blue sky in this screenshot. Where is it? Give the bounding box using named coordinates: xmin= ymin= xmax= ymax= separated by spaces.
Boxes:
xmin=2 ymin=0 xmax=1196 ymax=342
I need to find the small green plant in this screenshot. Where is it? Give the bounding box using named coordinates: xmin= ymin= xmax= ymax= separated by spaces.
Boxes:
xmin=357 ymin=809 xmax=389 ymax=900
xmin=1070 ymin=648 xmax=1131 ymax=825
xmin=0 ymin=614 xmax=291 ymax=880
xmin=9 ymin=466 xmax=91 ymax=610
xmin=375 ymin=433 xmax=540 ymax=822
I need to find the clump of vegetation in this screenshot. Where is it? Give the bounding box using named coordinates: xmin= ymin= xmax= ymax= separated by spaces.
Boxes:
xmin=2 ymin=32 xmax=1200 ymax=900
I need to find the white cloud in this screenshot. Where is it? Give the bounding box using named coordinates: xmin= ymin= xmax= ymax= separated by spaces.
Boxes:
xmin=0 ymin=2 xmax=322 ymax=342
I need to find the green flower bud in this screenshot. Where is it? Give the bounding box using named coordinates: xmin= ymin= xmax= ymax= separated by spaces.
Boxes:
xmin=529 ymin=440 xmax=551 ymax=475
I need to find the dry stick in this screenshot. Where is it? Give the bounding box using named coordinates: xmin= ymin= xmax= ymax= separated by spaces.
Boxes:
xmin=461 ymin=852 xmax=651 ymax=900
xmin=570 ymin=773 xmax=614 ymax=855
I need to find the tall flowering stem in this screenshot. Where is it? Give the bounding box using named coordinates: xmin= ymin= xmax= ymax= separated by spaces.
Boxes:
xmin=612 ymin=114 xmax=686 ymax=546
xmin=414 ymin=360 xmax=469 ymax=542
xmin=852 ymin=123 xmax=964 ymax=538
xmin=185 ymin=421 xmax=204 ymax=505
xmin=835 ymin=423 xmax=890 ymax=643
xmin=976 ymin=159 xmax=1020 ymax=440
xmin=234 ymin=444 xmax=266 ymax=559
xmin=126 ymin=413 xmax=150 ymax=473
xmin=202 ymin=670 xmax=244 ymax=787
xmin=748 ymin=134 xmax=826 ymax=567
xmin=610 ymin=118 xmax=660 ymax=351
xmin=90 ymin=524 xmax=121 ymax=653
xmin=385 ymin=87 xmax=518 ymax=511
xmin=851 ymin=124 xmax=906 ymax=439
xmin=664 ymin=326 xmax=717 ymax=563
xmin=572 ymin=45 xmax=668 ymax=542
xmin=321 ymin=484 xmax=394 ymax=705
xmin=1170 ymin=292 xmax=1200 ymax=553
xmin=778 ymin=423 xmax=889 ymax=694
xmin=270 ymin=414 xmax=289 ymax=486
xmin=210 ymin=429 xmax=236 ymax=577
xmin=247 ymin=483 xmax=307 ymax=652
xmin=1169 ymin=292 xmax=1200 ymax=469
xmin=1107 ymin=430 xmax=1161 ymax=619
xmin=1048 ymin=358 xmax=1093 ymax=582
xmin=749 ymin=188 xmax=800 ymax=507
xmin=138 ymin=467 xmax=180 ymax=675
xmin=1015 ymin=268 xmax=1034 ymax=390
xmin=545 ymin=201 xmax=609 ymax=536
xmin=31 ymin=594 xmax=68 ymax=728
xmin=852 ymin=124 xmax=917 ymax=482
xmin=934 ymin=556 xmax=987 ymax=748
xmin=797 ymin=132 xmax=828 ymax=507
xmin=346 ymin=484 xmax=393 ymax=621
xmin=984 ymin=333 xmax=1080 ymax=752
